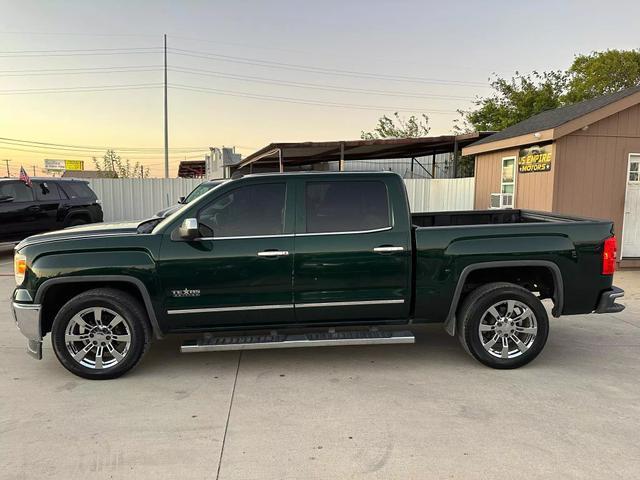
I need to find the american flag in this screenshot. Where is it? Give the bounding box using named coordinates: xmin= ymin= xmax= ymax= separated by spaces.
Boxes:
xmin=19 ymin=166 xmax=32 ymax=187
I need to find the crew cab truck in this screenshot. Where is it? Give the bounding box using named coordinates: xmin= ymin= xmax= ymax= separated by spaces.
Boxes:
xmin=11 ymin=172 xmax=625 ymax=379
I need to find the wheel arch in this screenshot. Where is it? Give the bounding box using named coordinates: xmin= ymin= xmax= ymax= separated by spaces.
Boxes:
xmin=35 ymin=275 xmax=163 ymax=340
xmin=444 ymin=260 xmax=563 ymax=336
xmin=63 ymin=209 xmax=91 ymax=225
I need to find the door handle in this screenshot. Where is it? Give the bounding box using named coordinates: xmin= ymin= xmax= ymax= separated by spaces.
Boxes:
xmin=257 ymin=250 xmax=289 ymax=257
xmin=27 ymin=205 xmax=41 ymax=212
xmin=373 ymin=246 xmax=405 ymax=253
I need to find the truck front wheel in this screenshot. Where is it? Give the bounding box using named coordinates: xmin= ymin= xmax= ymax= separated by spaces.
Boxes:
xmin=457 ymin=282 xmax=549 ymax=369
xmin=51 ymin=288 xmax=151 ymax=379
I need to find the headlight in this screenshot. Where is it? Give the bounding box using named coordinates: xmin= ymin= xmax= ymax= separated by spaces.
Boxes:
xmin=14 ymin=252 xmax=26 ymax=285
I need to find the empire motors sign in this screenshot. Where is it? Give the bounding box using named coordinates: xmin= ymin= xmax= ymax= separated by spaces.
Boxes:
xmin=518 ymin=145 xmax=552 ymax=173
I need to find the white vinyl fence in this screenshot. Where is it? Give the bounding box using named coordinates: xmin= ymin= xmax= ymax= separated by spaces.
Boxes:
xmin=88 ymin=178 xmax=201 ymax=222
xmin=88 ymin=177 xmax=475 ymax=223
xmin=404 ymin=177 xmax=475 ymax=213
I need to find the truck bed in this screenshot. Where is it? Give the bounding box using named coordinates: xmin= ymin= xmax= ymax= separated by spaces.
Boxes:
xmin=410 ymin=209 xmax=615 ymax=329
xmin=411 ymin=209 xmax=592 ymax=227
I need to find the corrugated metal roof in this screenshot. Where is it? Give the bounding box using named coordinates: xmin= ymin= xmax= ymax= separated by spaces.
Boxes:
xmin=237 ymin=132 xmax=494 ymax=169
xmin=470 ymin=85 xmax=640 ymax=147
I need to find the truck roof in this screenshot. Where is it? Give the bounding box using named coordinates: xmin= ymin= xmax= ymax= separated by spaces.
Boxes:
xmin=239 ymin=170 xmax=401 ymax=180
xmin=0 ymin=177 xmax=89 ymax=183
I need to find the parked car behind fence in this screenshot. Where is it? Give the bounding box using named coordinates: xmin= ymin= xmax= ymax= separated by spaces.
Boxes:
xmin=0 ymin=177 xmax=103 ymax=244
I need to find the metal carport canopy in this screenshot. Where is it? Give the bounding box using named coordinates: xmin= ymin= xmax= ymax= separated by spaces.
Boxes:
xmin=234 ymin=132 xmax=494 ymax=171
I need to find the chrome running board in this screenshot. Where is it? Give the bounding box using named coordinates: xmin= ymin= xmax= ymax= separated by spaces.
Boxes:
xmin=181 ymin=330 xmax=414 ymax=353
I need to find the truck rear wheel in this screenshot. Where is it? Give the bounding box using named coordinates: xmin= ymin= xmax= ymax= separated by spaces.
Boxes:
xmin=457 ymin=282 xmax=549 ymax=369
xmin=51 ymin=288 xmax=151 ymax=380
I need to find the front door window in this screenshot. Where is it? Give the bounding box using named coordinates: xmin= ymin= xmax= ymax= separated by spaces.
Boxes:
xmin=197 ymin=183 xmax=286 ymax=238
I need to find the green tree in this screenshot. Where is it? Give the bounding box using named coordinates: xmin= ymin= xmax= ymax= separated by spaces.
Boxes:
xmin=459 ymin=70 xmax=567 ymax=132
xmin=459 ymin=49 xmax=640 ymax=132
xmin=93 ymin=150 xmax=150 ymax=178
xmin=361 ymin=112 xmax=430 ymax=139
xmin=564 ymin=49 xmax=640 ymax=103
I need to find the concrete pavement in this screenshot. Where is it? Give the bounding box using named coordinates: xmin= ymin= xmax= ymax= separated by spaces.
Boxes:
xmin=1 ymin=254 xmax=639 ymax=479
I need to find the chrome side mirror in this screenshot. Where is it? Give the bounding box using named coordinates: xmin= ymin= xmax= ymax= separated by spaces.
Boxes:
xmin=179 ymin=218 xmax=199 ymax=240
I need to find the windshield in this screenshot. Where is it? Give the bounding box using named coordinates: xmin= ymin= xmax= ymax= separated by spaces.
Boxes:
xmin=137 ymin=217 xmax=163 ymax=233
xmin=150 ymin=179 xmax=229 ymax=234
xmin=184 ymin=182 xmax=220 ymax=203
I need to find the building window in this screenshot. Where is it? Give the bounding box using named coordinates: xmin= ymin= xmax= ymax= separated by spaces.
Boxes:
xmin=500 ymin=157 xmax=516 ymax=208
xmin=629 ymin=160 xmax=639 ymax=183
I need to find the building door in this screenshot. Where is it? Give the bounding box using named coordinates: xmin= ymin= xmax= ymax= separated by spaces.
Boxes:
xmin=622 ymin=155 xmax=640 ymax=258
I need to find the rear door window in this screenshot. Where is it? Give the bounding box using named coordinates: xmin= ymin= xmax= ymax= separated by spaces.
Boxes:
xmin=305 ymin=181 xmax=390 ymax=233
xmin=33 ymin=181 xmax=62 ymax=201
xmin=0 ymin=181 xmax=34 ymax=202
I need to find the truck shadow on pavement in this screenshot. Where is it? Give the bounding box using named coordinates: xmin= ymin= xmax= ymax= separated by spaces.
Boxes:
xmin=129 ymin=316 xmax=610 ymax=379
xmin=130 ymin=322 xmax=576 ymax=378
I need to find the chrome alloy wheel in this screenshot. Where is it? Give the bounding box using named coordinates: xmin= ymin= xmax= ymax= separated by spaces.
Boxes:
xmin=478 ymin=300 xmax=538 ymax=359
xmin=64 ymin=307 xmax=132 ymax=369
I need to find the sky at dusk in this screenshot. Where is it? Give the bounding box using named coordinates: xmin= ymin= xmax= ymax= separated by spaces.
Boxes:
xmin=1 ymin=0 xmax=639 ymax=177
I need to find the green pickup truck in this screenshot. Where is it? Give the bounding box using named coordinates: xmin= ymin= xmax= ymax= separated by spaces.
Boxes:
xmin=11 ymin=172 xmax=625 ymax=379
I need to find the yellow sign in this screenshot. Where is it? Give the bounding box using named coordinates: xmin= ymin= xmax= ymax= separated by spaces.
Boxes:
xmin=64 ymin=160 xmax=84 ymax=171
xmin=518 ymin=145 xmax=551 ymax=173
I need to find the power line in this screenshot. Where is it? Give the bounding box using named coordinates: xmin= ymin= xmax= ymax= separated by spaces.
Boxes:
xmin=0 ymin=30 xmax=159 ymax=38
xmin=0 ymin=49 xmax=162 ymax=58
xmin=170 ymin=83 xmax=458 ymax=113
xmin=0 ymin=80 xmax=459 ymax=113
xmin=0 ymin=63 xmax=473 ymax=101
xmin=0 ymin=144 xmax=205 ymax=159
xmin=170 ymin=34 xmax=307 ymax=55
xmin=0 ymin=46 xmax=160 ymax=54
xmin=0 ymin=137 xmax=210 ymax=152
xmin=0 ymin=146 xmax=207 ymax=158
xmin=169 ymin=66 xmax=475 ymax=101
xmin=0 ymin=66 xmax=162 ymax=77
xmin=169 ymin=47 xmax=488 ymax=87
xmin=0 ymin=83 xmax=163 ymax=95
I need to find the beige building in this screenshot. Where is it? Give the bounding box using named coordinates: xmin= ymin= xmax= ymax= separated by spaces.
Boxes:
xmin=463 ymin=85 xmax=640 ymax=266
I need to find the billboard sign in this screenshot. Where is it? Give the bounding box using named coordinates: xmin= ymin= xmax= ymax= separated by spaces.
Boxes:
xmin=44 ymin=159 xmax=85 ymax=172
xmin=64 ymin=160 xmax=84 ymax=171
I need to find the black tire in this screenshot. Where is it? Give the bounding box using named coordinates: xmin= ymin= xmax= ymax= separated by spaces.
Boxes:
xmin=457 ymin=282 xmax=549 ymax=369
xmin=51 ymin=288 xmax=151 ymax=380
xmin=67 ymin=217 xmax=88 ymax=227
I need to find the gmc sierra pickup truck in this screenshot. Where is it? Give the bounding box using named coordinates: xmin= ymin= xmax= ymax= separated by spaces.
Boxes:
xmin=11 ymin=172 xmax=625 ymax=379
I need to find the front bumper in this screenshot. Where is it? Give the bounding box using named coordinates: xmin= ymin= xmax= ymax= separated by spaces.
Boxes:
xmin=595 ymin=286 xmax=625 ymax=314
xmin=11 ymin=302 xmax=42 ymax=359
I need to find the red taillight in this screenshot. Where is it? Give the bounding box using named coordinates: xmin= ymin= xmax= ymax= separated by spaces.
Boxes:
xmin=602 ymin=236 xmax=617 ymax=275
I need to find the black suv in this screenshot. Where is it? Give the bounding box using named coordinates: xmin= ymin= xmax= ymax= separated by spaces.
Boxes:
xmin=0 ymin=178 xmax=103 ymax=244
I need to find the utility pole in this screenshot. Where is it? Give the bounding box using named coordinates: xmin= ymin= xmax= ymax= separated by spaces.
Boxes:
xmin=2 ymin=159 xmax=10 ymax=177
xmin=32 ymin=166 xmax=36 ymax=176
xmin=163 ymin=34 xmax=169 ymax=178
